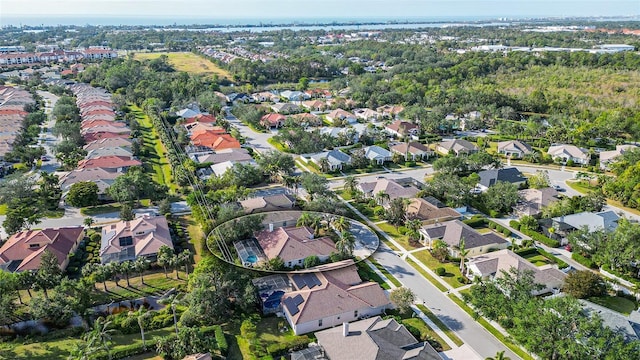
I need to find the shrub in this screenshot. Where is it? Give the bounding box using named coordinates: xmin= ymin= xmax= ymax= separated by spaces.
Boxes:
xmin=572 ymin=253 xmax=597 ymax=269
xmin=537 ymin=248 xmax=568 ymax=268
xmin=398 ymin=226 xmax=408 ymax=235
xmin=515 ymin=247 xmax=538 ymax=256
xmin=214 ymin=325 xmax=228 ymax=355
xmin=509 ymin=220 xmax=521 ymax=230
xmin=488 ymin=221 xmax=496 ymax=229
xmin=463 ymin=216 xmax=487 ymax=228
xmin=501 ymin=227 xmax=511 ymax=237
xmin=521 ymin=229 xmax=560 ymax=247
xmin=435 ymin=267 xmax=446 ymax=276
xmin=456 ymin=276 xmax=467 ymax=284
xmin=266 ymin=336 xmax=310 ymax=356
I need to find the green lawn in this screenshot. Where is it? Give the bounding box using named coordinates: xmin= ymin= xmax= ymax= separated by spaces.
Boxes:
xmin=412 ymin=250 xmax=466 ymax=288
xmin=129 ymin=105 xmax=177 ymax=192
xmin=416 ymin=304 xmax=464 ymax=347
xmin=336 ymin=189 xmax=353 ymax=201
xmin=522 ymin=253 xmax=554 ymax=267
xmin=267 ymin=138 xmax=289 ymax=152
xmin=589 ymin=296 xmax=638 ymax=315
xmin=80 ymin=203 xmax=122 ymax=216
xmin=406 ymin=258 xmax=448 ymax=292
xmin=447 ymin=295 xmax=535 ymax=360
xmin=402 ymin=318 xmax=452 ymax=351
xmin=0 ymin=326 xmax=174 ymax=360
xmin=376 ymin=222 xmax=419 ymax=250
xmin=226 ymin=316 xmax=311 ymax=360
xmin=356 ymin=261 xmax=391 ymax=290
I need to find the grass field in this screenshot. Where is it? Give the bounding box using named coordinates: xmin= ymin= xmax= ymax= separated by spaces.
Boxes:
xmin=411 ymin=250 xmax=466 ymax=288
xmin=521 ymin=252 xmax=554 ymax=267
xmin=129 ymin=105 xmax=178 ymax=192
xmin=589 ymin=295 xmax=638 ymax=315
xmin=133 ymin=52 xmax=231 ymax=79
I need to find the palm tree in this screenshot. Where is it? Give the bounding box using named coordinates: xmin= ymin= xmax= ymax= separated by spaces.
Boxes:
xmin=93 ymin=265 xmax=110 ymax=292
xmin=458 ymin=238 xmax=470 ymax=275
xmin=83 ymin=217 xmax=94 ymax=228
xmin=297 ymin=212 xmax=322 ymax=235
xmin=486 ymin=350 xmax=511 ymax=360
xmin=331 ymin=216 xmax=350 ymax=233
xmin=343 ymin=175 xmax=358 ymax=195
xmin=170 ymin=254 xmax=180 ymax=280
xmin=129 ymin=307 xmax=153 ymax=351
xmin=85 ymin=318 xmax=114 ymax=360
xmin=157 ymin=245 xmax=174 ymax=279
xmin=67 ymin=342 xmax=90 ymax=360
xmin=375 ymin=190 xmax=390 ymax=206
xmin=120 ymin=261 xmax=133 ymax=287
xmin=106 ymin=262 xmax=121 ymax=287
xmin=336 ymin=231 xmax=356 ymax=257
xmin=405 ymin=219 xmax=423 ymax=245
xmin=318 ymin=157 xmax=331 ymax=172
xmin=81 ymin=263 xmax=98 ymax=290
xmin=178 ymin=250 xmax=192 ymax=278
xmin=133 ymin=257 xmax=150 ymax=285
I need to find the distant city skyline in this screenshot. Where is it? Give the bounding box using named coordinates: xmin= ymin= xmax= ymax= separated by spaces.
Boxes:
xmin=2 ymin=0 xmax=639 ymax=26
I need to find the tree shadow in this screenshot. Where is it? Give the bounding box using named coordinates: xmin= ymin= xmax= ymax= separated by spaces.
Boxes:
xmin=437 ymin=314 xmax=464 ymax=332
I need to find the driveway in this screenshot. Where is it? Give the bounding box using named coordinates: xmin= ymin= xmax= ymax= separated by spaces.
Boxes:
xmin=224 ymin=107 xmax=277 ymax=155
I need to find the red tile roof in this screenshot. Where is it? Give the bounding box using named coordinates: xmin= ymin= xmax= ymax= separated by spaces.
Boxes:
xmin=191 ymin=132 xmax=241 ymax=150
xmin=83 ymin=131 xmax=129 ymax=142
xmin=77 ymin=155 xmax=141 ymax=170
xmin=184 ymin=113 xmax=216 ymax=124
xmin=260 ymin=113 xmax=286 ymax=125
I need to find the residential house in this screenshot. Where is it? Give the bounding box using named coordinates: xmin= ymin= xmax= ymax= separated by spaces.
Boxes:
xmin=59 ymin=167 xmax=122 ymax=199
xmin=82 ymin=48 xmax=118 ymax=60
xmin=600 ymin=144 xmax=638 ymax=169
xmin=315 ymin=316 xmax=442 ymax=360
xmin=86 ymin=147 xmax=134 ymax=160
xmin=280 ymin=90 xmax=310 ymax=102
xmin=184 ymin=113 xmax=216 ymax=125
xmin=437 ymin=139 xmax=479 ymax=156
xmin=252 ymin=91 xmax=279 ymax=103
xmin=361 ymin=145 xmax=392 ymax=165
xmin=310 ymin=150 xmax=352 ymax=171
xmin=466 ymin=249 xmax=566 ymax=295
xmin=255 ymin=226 xmax=336 ymax=268
xmin=191 ymin=132 xmax=241 ymax=151
xmin=0 ymin=227 xmax=84 ymax=272
xmin=420 ymin=220 xmax=509 ymax=257
xmin=357 ymin=178 xmax=421 ymax=206
xmin=301 ymin=100 xmax=326 ymax=112
xmin=260 ymin=113 xmax=286 ymax=128
xmin=175 ymin=108 xmax=201 ymax=119
xmin=353 ymin=108 xmax=381 ymax=122
xmin=476 ymin=168 xmax=527 ymax=191
xmin=385 ymin=120 xmax=419 ymax=138
xmin=193 ymin=148 xmax=253 ymax=165
xmin=304 ymin=88 xmax=332 ymax=99
xmin=319 ymin=127 xmax=360 ymax=144
xmin=76 ymin=155 xmax=141 ymax=171
xmin=279 ymin=265 xmax=389 ymax=334
xmin=100 ymin=215 xmax=172 ymax=264
xmin=240 ymin=194 xmax=296 ymax=214
xmin=547 ymin=144 xmax=590 ymax=165
xmin=581 ymin=300 xmax=640 ymax=342
xmin=514 ymin=187 xmax=559 ymax=217
xmin=209 ymin=160 xmax=258 ymax=177
xmin=271 ymin=103 xmax=301 ymax=114
xmin=376 ymin=105 xmax=404 ymax=119
xmin=389 ymin=141 xmax=434 ymax=161
xmin=184 ymin=123 xmax=225 ymax=136
xmin=326 ymin=109 xmax=357 ymax=125
xmin=497 ymin=140 xmax=533 ymax=159
xmin=406 ymin=197 xmax=462 ymax=224
xmin=543 ymin=211 xmax=620 ymax=242
xmin=225 ymin=93 xmax=250 ymax=104
xmin=83 ymin=131 xmax=130 ymax=143
xmin=291 ymin=113 xmax=321 ymax=127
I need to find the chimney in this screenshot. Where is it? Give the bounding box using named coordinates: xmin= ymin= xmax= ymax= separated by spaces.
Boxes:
xmin=342 ymin=322 xmax=349 ymax=337
xmin=269 ymin=223 xmax=274 ymax=232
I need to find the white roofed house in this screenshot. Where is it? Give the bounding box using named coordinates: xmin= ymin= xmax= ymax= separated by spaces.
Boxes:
xmin=280 ymin=90 xmax=310 ymax=102
xmin=599 ymin=144 xmax=637 ymax=169
xmin=361 ymin=145 xmax=391 ymax=165
xmin=419 ymin=220 xmax=509 ymax=257
xmin=353 ymin=108 xmax=381 ymax=122
xmin=309 ymin=150 xmax=351 ymax=171
xmin=385 ymin=120 xmax=419 ymax=138
xmin=547 ymin=144 xmax=590 ymax=165
xmin=271 ymin=102 xmax=301 ymax=114
xmin=100 ymin=215 xmax=173 ymax=264
xmin=356 ymin=177 xmax=421 ymax=207
xmin=497 ymin=140 xmax=533 ymax=159
xmin=389 ymin=141 xmax=434 ymax=161
xmin=436 ymin=139 xmax=479 ymax=156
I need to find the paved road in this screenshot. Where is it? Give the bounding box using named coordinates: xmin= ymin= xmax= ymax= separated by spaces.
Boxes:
xmin=372 ymin=243 xmax=520 ymax=359
xmin=223 ymin=106 xmax=277 ymax=155
xmin=36 ymin=90 xmax=62 ymax=173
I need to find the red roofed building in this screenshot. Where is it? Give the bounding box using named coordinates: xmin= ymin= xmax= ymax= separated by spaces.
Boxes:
xmin=77 ymin=155 xmax=141 ymax=171
xmin=184 ymin=113 xmax=216 ymax=124
xmin=0 ymin=227 xmax=84 ymax=272
xmin=0 ymin=109 xmax=28 ymax=116
xmin=192 ymin=133 xmax=242 ymax=150
xmin=81 ymin=120 xmax=125 ymax=129
xmin=83 ymin=131 xmax=129 ymax=143
xmin=260 ymin=113 xmax=286 ymax=128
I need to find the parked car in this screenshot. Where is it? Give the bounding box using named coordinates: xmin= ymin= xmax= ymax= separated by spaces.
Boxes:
xmin=40 ymin=156 xmax=49 ymax=161
xmin=552 ymin=184 xmax=565 ymax=192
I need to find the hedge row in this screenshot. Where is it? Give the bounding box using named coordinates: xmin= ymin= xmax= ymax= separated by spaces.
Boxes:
xmin=487 ymin=220 xmax=512 ymax=237
xmin=266 ymin=336 xmax=310 ymax=356
xmin=509 ymin=220 xmax=521 ymax=230
xmin=463 ymin=216 xmax=487 ymax=228
xmin=514 ymin=247 xmax=538 ymax=256
xmin=520 ymin=229 xmax=560 ymax=248
xmin=572 ymin=253 xmax=597 ymax=269
xmin=537 ymin=247 xmax=568 ymax=269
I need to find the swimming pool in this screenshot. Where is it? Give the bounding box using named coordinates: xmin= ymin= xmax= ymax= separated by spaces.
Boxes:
xmin=247 ymin=254 xmax=258 ymax=263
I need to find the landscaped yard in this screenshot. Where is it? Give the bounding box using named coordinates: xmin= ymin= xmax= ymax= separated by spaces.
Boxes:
xmin=185 ymin=215 xmax=207 ymax=261
xmin=356 ymin=260 xmax=391 ymax=290
xmin=80 ymin=203 xmax=121 ymax=216
xmin=376 ymin=222 xmax=420 ymax=250
xmin=411 ymin=249 xmax=466 ymax=288
xmin=130 ymin=105 xmax=178 ymax=192
xmin=589 ymin=295 xmax=638 ymax=315
xmin=406 ymin=258 xmax=448 ymax=292
xmin=0 ymin=326 xmax=175 ymax=360
xmin=133 ymin=51 xmax=231 ymax=79
xmin=402 ymin=317 xmax=452 ymax=351
xmin=521 ymin=252 xmax=554 ymax=267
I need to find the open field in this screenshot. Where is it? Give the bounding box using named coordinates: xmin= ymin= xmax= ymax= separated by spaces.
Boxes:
xmin=133 ymin=52 xmax=231 ymax=79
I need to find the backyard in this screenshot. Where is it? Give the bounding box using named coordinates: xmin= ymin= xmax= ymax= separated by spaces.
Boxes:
xmin=133 ymin=52 xmax=231 ymax=79
xmin=521 ymin=251 xmax=554 ymax=267
xmin=588 ymin=295 xmax=638 ymax=315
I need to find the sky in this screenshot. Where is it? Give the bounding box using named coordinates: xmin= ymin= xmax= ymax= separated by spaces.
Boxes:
xmin=2 ymin=0 xmax=639 ymax=25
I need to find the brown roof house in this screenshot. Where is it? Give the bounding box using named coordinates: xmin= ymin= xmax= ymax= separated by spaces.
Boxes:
xmin=315 ymin=316 xmax=441 ymax=360
xmin=437 ymin=139 xmax=479 ymax=156
xmin=260 ymin=113 xmax=286 ymax=128
xmin=389 ymin=141 xmax=434 ymax=161
xmin=497 ymin=140 xmax=533 ymax=159
xmin=357 ymin=177 xmax=421 ymax=206
xmin=255 ymin=226 xmax=336 ymax=269
xmin=419 ymin=220 xmax=509 ymax=257
xmin=514 ymin=187 xmax=559 ymax=217
xmin=0 ymin=227 xmax=84 ymax=272
xmin=385 ymin=120 xmax=419 ymax=138
xmin=407 ymin=197 xmax=462 ymax=225
xmin=466 ymin=249 xmax=566 ymax=295
xmin=280 ymin=265 xmax=389 ymax=335
xmin=240 ymin=194 xmax=296 ymax=214
xmin=100 ymin=215 xmax=172 ymax=264
xmin=547 ymin=144 xmax=590 ymax=165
